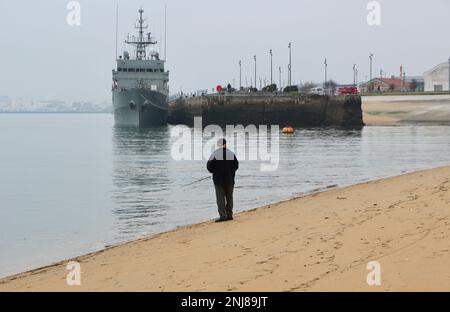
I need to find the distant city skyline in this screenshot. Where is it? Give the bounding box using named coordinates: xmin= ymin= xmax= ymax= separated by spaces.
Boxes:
xmin=0 ymin=0 xmax=449 ymax=102
xmin=0 ymin=96 xmax=111 ymax=113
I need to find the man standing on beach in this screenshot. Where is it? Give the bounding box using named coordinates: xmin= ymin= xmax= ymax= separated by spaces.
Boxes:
xmin=207 ymin=139 xmax=239 ymax=222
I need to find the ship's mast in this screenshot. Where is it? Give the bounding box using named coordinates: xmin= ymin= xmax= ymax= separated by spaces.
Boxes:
xmin=125 ymin=7 xmax=157 ymax=60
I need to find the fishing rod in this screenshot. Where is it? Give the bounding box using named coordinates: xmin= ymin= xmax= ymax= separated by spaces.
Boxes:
xmin=182 ymin=176 xmax=211 ymax=188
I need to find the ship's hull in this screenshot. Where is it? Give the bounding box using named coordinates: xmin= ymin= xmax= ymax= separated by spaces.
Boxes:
xmin=112 ymin=89 xmax=168 ymax=127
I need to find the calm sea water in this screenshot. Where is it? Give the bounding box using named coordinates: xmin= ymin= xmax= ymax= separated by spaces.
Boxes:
xmin=1 ymin=113 xmax=450 ymax=277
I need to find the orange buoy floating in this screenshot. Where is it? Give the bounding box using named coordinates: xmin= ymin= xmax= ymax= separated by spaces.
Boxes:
xmin=282 ymin=126 xmax=295 ymax=134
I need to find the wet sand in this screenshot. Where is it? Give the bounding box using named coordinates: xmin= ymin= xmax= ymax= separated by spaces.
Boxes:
xmin=363 ymin=94 xmax=450 ymax=125
xmin=1 ymin=165 xmax=450 ymax=291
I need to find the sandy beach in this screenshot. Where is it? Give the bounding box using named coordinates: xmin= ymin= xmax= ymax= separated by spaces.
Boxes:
xmin=1 ymin=165 xmax=450 ymax=291
xmin=362 ymin=94 xmax=450 ymax=125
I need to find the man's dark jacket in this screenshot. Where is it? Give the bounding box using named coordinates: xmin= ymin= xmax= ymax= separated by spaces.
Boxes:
xmin=207 ymin=148 xmax=239 ymax=186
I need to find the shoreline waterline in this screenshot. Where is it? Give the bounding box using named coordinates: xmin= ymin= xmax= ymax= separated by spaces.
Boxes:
xmin=2 ymin=164 xmax=450 ymax=291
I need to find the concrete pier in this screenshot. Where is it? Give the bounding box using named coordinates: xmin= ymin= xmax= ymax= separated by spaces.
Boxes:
xmin=168 ymin=93 xmax=363 ymax=127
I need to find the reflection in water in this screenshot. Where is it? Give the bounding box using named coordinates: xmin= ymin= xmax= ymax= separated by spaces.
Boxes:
xmin=112 ymin=126 xmax=172 ymax=240
xmin=3 ymin=113 xmax=450 ymax=277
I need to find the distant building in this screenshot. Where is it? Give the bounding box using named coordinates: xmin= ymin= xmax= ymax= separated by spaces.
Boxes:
xmin=359 ymin=76 xmax=413 ymax=93
xmin=38 ymin=100 xmax=67 ymax=112
xmin=405 ymin=76 xmax=424 ymax=92
xmin=0 ymin=96 xmax=11 ymax=111
xmin=424 ymin=61 xmax=450 ymax=92
xmin=72 ymin=102 xmax=95 ymax=112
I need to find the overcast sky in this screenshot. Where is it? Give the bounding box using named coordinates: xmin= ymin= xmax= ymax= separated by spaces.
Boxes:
xmin=0 ymin=0 xmax=449 ymax=102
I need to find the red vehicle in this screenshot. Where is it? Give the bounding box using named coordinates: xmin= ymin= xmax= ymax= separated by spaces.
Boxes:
xmin=336 ymin=85 xmax=359 ymax=95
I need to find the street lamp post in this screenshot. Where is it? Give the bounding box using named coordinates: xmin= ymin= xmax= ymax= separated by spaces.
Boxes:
xmin=324 ymin=58 xmax=328 ymax=85
xmin=253 ymin=55 xmax=257 ymax=90
xmin=403 ymin=71 xmax=406 ymax=92
xmin=239 ymin=60 xmax=242 ymax=90
xmin=279 ymin=66 xmax=282 ymax=90
xmin=448 ymin=57 xmax=450 ymax=91
xmin=380 ymin=69 xmax=384 ymax=92
xmin=288 ymin=42 xmax=292 ymax=86
xmin=369 ymin=54 xmax=374 ymax=81
xmin=353 ymin=64 xmax=357 ymax=86
xmin=270 ymin=49 xmax=273 ymax=86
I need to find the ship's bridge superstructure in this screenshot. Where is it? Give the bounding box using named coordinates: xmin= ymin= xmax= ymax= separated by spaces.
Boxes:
xmin=112 ymin=8 xmax=169 ymax=94
xmin=113 ymin=56 xmax=169 ymax=93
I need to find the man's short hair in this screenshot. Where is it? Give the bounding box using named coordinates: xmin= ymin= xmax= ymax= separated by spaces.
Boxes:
xmin=218 ymin=138 xmax=226 ymax=147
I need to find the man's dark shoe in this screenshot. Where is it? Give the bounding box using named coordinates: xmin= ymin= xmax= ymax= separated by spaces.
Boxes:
xmin=215 ymin=218 xmax=227 ymax=223
xmin=227 ymin=216 xmax=233 ymax=221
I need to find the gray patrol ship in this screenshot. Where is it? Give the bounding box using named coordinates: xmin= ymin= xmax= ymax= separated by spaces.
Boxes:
xmin=112 ymin=8 xmax=169 ymax=126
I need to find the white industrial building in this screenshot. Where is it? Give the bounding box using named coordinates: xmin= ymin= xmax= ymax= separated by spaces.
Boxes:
xmin=424 ymin=60 xmax=450 ymax=92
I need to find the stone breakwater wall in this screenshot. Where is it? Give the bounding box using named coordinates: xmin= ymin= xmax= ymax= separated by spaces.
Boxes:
xmin=168 ymin=93 xmax=363 ymax=127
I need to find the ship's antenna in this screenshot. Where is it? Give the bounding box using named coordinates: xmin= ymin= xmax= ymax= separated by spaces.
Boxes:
xmin=124 ymin=7 xmax=156 ymax=60
xmin=164 ymin=4 xmax=167 ymax=61
xmin=115 ymin=2 xmax=119 ymax=60
xmin=138 ymin=7 xmax=144 ymax=59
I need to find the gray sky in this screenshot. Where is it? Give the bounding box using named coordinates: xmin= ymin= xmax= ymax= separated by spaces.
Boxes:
xmin=0 ymin=0 xmax=449 ymax=103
